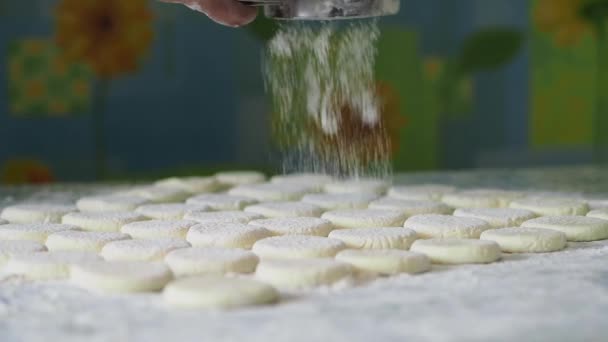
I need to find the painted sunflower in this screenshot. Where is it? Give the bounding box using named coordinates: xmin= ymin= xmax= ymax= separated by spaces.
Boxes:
xmin=2 ymin=159 xmax=54 ymax=185
xmin=55 ymin=0 xmax=154 ymax=78
xmin=534 ymin=0 xmax=589 ymax=46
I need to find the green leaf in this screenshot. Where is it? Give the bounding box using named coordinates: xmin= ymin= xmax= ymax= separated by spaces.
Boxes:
xmin=581 ymin=0 xmax=608 ymax=23
xmin=457 ymin=28 xmax=523 ymax=74
xmin=246 ymin=15 xmax=279 ymax=41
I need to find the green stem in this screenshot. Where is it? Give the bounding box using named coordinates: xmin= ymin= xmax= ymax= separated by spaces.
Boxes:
xmin=93 ymin=79 xmax=110 ymax=180
xmin=594 ymin=20 xmax=608 ymax=163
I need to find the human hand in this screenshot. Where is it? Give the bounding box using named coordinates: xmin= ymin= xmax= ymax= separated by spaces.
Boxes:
xmin=160 ymin=0 xmax=257 ymax=27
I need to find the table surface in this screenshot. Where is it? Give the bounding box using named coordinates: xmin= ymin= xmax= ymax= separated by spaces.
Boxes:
xmin=1 ymin=166 xmax=608 ymax=342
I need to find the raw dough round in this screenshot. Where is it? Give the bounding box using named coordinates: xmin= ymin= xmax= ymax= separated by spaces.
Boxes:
xmin=62 ymin=212 xmax=146 ymax=232
xmin=521 ymin=216 xmax=608 ymax=241
xmin=228 ymin=183 xmax=314 ymax=201
xmin=186 ymin=223 xmax=273 ymax=249
xmin=0 ymin=204 xmax=76 ymax=224
xmin=442 ymin=189 xmax=524 ymax=209
xmin=252 ymin=235 xmax=346 ymax=259
xmin=155 ymin=176 xmax=219 ymax=194
xmin=120 ymin=220 xmax=198 ymax=239
xmin=215 ymin=170 xmax=266 ymax=186
xmin=76 ymin=195 xmax=149 ymax=212
xmin=480 ymin=227 xmax=567 ymax=253
xmin=184 ymin=210 xmax=264 ymax=225
xmin=5 ymin=251 xmax=102 ymax=280
xmin=410 ymin=238 xmax=501 ymax=264
xmin=101 ymin=238 xmax=190 ymax=262
xmin=510 ymin=197 xmax=589 ymax=216
xmin=588 ymin=208 xmax=608 ymax=220
xmin=135 ymin=203 xmax=210 ymax=220
xmin=163 ymin=276 xmax=278 ymax=309
xmin=404 ymin=214 xmax=491 ymax=239
xmin=335 ymin=249 xmax=430 ymax=275
xmin=388 ymin=184 xmax=456 ymax=201
xmin=453 ymin=208 xmax=537 ymax=228
xmin=328 ymin=227 xmax=418 ymax=250
xmin=46 ymin=231 xmax=130 ymax=252
xmin=165 ymin=247 xmax=259 ymax=277
xmin=321 ymin=209 xmax=407 ymax=229
xmin=323 ymin=179 xmax=389 ymax=195
xmin=244 ymin=201 xmax=323 ymax=218
xmin=0 ymin=223 xmax=78 ymax=243
xmin=186 ymin=194 xmax=258 ymax=211
xmin=301 ymin=193 xmax=378 ymax=210
xmin=71 ymin=261 xmax=173 ymax=293
xmin=255 ymin=258 xmax=353 ymax=290
xmin=125 ymin=186 xmax=190 ymax=203
xmin=0 ymin=240 xmax=46 ymax=268
xmin=248 ymin=217 xmax=334 ymax=237
xmin=368 ymin=198 xmax=453 ymax=217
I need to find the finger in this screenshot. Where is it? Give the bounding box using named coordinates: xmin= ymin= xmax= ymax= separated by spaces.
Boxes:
xmin=160 ymin=0 xmax=258 ymax=27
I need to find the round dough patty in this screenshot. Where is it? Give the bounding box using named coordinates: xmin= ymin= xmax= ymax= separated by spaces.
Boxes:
xmin=410 ymin=238 xmax=501 ymax=264
xmin=328 ymin=227 xmax=418 ymax=250
xmin=521 ymin=216 xmax=608 ymax=241
xmin=335 ymin=249 xmax=431 ymax=275
xmin=480 ymin=227 xmax=567 ymax=253
xmin=404 ymin=214 xmax=491 ymax=239
xmin=252 ymin=235 xmax=346 ymax=260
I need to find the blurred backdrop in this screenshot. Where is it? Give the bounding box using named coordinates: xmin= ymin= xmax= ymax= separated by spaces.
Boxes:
xmin=0 ymin=0 xmax=606 ymax=184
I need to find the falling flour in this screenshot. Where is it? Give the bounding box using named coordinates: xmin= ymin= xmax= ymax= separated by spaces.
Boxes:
xmin=264 ymin=21 xmax=391 ymax=178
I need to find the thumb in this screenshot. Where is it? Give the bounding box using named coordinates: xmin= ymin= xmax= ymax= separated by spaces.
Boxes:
xmin=161 ymin=0 xmax=258 ymax=27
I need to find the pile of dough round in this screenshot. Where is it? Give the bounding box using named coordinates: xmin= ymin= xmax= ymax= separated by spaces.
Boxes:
xmin=388 ymin=184 xmax=456 ymax=201
xmin=71 ymin=261 xmax=173 ymax=293
xmin=453 ymin=208 xmax=537 ymax=228
xmin=442 ymin=189 xmax=523 ymax=209
xmin=521 ymin=216 xmax=608 ymax=241
xmin=76 ymin=195 xmax=149 ymax=212
xmin=163 ymin=276 xmax=278 ymax=309
xmin=228 ymin=183 xmax=314 ymax=201
xmin=368 ymin=198 xmax=453 ymax=217
xmin=404 ymin=214 xmax=491 ymax=239
xmin=125 ymin=186 xmax=190 ymax=203
xmin=165 ymin=247 xmax=259 ymax=277
xmin=120 ymin=220 xmax=198 ymax=239
xmin=155 ymin=176 xmax=219 ymax=194
xmin=62 ymin=212 xmax=146 ymax=232
xmin=255 ymin=258 xmax=353 ymax=290
xmin=335 ymin=249 xmax=430 ymax=275
xmin=0 ymin=204 xmax=76 ymax=224
xmin=301 ymin=193 xmax=378 ymax=210
xmin=46 ymin=231 xmax=130 ymax=252
xmin=101 ymin=238 xmax=190 ymax=262
xmin=5 ymin=251 xmax=102 ymax=280
xmin=588 ymin=208 xmax=608 ymax=220
xmin=215 ymin=170 xmax=266 ymax=186
xmin=323 ymin=178 xmax=389 ymax=195
xmin=184 ymin=211 xmax=263 ymax=224
xmin=321 ymin=209 xmax=407 ymax=229
xmin=509 ymin=197 xmax=589 ymax=216
xmin=0 ymin=223 xmax=78 ymax=243
xmin=0 ymin=240 xmax=46 ymax=268
xmin=270 ymin=173 xmax=333 ymax=191
xmin=328 ymin=227 xmax=418 ymax=250
xmin=186 ymin=223 xmax=273 ymax=249
xmin=410 ymin=238 xmax=501 ymax=264
xmin=186 ymin=194 xmax=258 ymax=211
xmin=252 ymin=235 xmax=345 ymax=259
xmin=135 ymin=203 xmax=210 ymax=220
xmin=480 ymin=227 xmax=567 ymax=253
xmin=244 ymin=201 xmax=323 ymax=218
xmin=248 ymin=217 xmax=334 ymax=236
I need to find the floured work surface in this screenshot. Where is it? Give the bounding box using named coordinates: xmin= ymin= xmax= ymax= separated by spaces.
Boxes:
xmin=0 ymin=166 xmax=608 ymax=341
